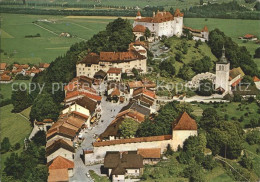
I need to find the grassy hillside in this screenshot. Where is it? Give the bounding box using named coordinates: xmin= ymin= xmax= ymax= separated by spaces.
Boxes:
xmin=184 ymin=18 xmax=260 ymax=69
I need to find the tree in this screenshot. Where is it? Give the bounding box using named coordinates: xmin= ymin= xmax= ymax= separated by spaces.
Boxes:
xmin=119 ymin=118 xmax=139 ymax=138
xmin=31 ymin=130 xmax=46 ymax=146
xmin=200 ymin=0 xmax=204 ymax=5
xmin=183 ymin=161 xmax=205 ymax=182
xmin=178 ymin=64 xmax=193 ymax=80
xmin=254 ymin=47 xmax=260 ymax=58
xmin=196 ymin=79 xmax=214 ymax=96
xmin=246 ymin=130 xmax=260 ymax=145
xmin=240 ymin=154 xmax=253 ymax=170
xmin=192 ymin=56 xmax=212 ymax=74
xmin=11 ymin=85 xmax=32 ymax=113
xmin=29 ymin=93 xmax=60 ymax=122
xmin=1 ymin=137 xmax=11 ymax=153
xmin=4 ymin=153 xmax=23 ymax=179
xmin=159 ymin=60 xmax=176 ymax=76
xmin=144 ymin=28 xmax=151 ymax=39
xmin=195 ymin=39 xmax=202 ymax=48
xmin=175 ymin=51 xmax=183 ymax=62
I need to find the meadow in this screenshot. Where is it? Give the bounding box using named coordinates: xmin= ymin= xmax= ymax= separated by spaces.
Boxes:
xmin=1 ymin=13 xmax=259 ymax=68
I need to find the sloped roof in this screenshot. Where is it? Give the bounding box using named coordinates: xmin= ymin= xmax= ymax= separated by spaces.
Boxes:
xmin=48 ymin=156 xmax=74 ymax=169
xmin=0 ymin=63 xmax=7 ymax=70
xmin=135 ymin=10 xmax=176 ymax=23
xmin=0 ymin=74 xmax=11 ymax=81
xmin=174 ymin=9 xmax=184 ymax=17
xmin=75 ymin=96 xmax=97 ymax=113
xmin=107 ymin=67 xmax=122 ymax=74
xmin=46 ymin=139 xmax=75 ymax=156
xmin=110 ymin=88 xmax=120 ymax=97
xmin=94 ymin=135 xmax=172 ymax=147
xmin=128 ymin=81 xmax=143 ymax=88
xmin=136 ymin=11 xmax=141 ymax=16
xmin=79 ymin=53 xmax=100 ymax=65
xmin=229 ymin=67 xmax=245 ymax=80
xmin=244 ymin=34 xmax=255 ymax=39
xmin=48 ymin=169 xmax=69 ymax=182
xmin=120 ymin=101 xmax=150 ymax=116
xmin=133 ymin=25 xmax=146 ymax=33
xmin=137 ymin=148 xmax=161 ymax=159
xmin=253 ymin=76 xmax=260 ymax=82
xmin=172 ymin=112 xmax=197 ymax=130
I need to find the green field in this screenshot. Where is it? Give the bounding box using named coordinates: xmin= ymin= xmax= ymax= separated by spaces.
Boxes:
xmin=0 ymin=13 xmax=114 ymax=64
xmin=2 ymin=0 xmax=254 ymax=9
xmin=0 ymin=80 xmax=31 ymax=100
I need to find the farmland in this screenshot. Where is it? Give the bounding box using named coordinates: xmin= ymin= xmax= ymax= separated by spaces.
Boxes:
xmin=1 ymin=13 xmax=259 ymax=68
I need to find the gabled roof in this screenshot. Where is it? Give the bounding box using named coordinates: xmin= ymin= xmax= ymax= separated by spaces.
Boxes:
xmin=79 ymin=53 xmax=100 ymax=65
xmin=133 ymin=88 xmax=156 ymax=99
xmin=135 ymin=10 xmax=176 ymax=23
xmin=0 ymin=74 xmax=11 ymax=81
xmin=244 ymin=34 xmax=256 ymax=39
xmin=172 ymin=112 xmax=197 ymax=130
xmin=46 ymin=139 xmax=75 ymax=156
xmin=120 ymin=101 xmax=150 ymax=116
xmin=104 ymin=152 xmax=143 ymax=174
xmin=110 ymin=88 xmax=120 ymax=97
xmin=253 ymin=76 xmax=260 ymax=82
xmin=137 ymin=148 xmax=161 ymax=159
xmin=94 ymin=69 xmax=107 ymax=78
xmin=229 ymin=67 xmax=245 ymax=80
xmin=48 ymin=156 xmax=74 ymax=169
xmin=75 ymin=96 xmax=97 ymax=113
xmin=128 ymin=81 xmax=143 ymax=88
xmin=174 ymin=9 xmax=184 ymax=17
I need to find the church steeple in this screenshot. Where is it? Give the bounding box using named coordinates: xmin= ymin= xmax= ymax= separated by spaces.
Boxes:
xmin=219 ymin=45 xmax=228 ymax=64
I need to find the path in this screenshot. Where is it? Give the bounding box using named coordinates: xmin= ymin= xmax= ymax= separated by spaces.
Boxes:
xmin=70 ymin=96 xmax=129 ymax=182
xmin=33 ymin=22 xmax=87 ymax=41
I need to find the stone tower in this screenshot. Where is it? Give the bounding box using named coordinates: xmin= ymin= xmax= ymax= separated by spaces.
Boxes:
xmin=215 ymin=46 xmax=230 ymax=93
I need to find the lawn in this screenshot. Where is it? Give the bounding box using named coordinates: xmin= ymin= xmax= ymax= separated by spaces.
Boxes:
xmin=0 ymin=80 xmax=31 ymax=100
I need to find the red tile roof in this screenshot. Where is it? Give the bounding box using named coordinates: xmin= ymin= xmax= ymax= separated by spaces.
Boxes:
xmin=94 ymin=135 xmax=172 ymax=147
xmin=244 ymin=34 xmax=255 ymax=39
xmin=48 ymin=156 xmax=74 ymax=169
xmin=135 ymin=10 xmax=176 ymax=23
xmin=174 ymin=9 xmax=184 ymax=17
xmin=128 ymin=81 xmax=143 ymax=88
xmin=111 ymin=88 xmax=120 ymax=97
xmin=71 ymin=111 xmax=89 ymax=120
xmin=253 ymin=76 xmax=260 ymax=82
xmin=0 ymin=74 xmax=11 ymax=81
xmin=137 ymin=148 xmax=161 ymax=159
xmin=231 ymin=78 xmax=242 ymax=87
xmin=48 ymin=169 xmax=69 ymax=182
xmin=107 ymin=67 xmax=122 ymax=74
xmin=133 ymin=88 xmax=156 ymax=99
xmin=136 ymin=11 xmax=141 ymax=16
xmin=172 ymin=112 xmax=197 ymax=130
xmin=202 ymin=25 xmax=208 ymax=32
xmin=0 ymin=63 xmax=7 ymax=70
xmin=133 ymin=25 xmax=146 ymax=33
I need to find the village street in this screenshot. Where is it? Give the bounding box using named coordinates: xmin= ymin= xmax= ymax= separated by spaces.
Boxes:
xmin=70 ymin=95 xmax=129 ymax=182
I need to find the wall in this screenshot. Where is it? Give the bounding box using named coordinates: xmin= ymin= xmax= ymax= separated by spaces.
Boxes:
xmin=62 ymin=104 xmax=90 ymax=118
xmin=216 ymin=63 xmax=230 ymax=92
xmin=171 ymin=130 xmax=198 ymax=149
xmin=47 ymin=148 xmax=74 ymax=163
xmin=112 ymin=174 xmax=125 ymax=182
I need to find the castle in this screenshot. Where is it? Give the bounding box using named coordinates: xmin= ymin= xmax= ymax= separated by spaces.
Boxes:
xmin=133 ymin=9 xmax=184 ymax=39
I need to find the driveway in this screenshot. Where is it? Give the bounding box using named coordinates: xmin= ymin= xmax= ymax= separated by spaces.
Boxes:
xmin=70 ymin=96 xmax=129 ymax=182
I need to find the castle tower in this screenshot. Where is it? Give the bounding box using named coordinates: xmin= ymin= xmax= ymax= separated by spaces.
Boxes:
xmin=173 ymin=9 xmax=184 ymax=37
xmin=215 ymin=46 xmax=230 ymax=93
xmin=136 ymin=11 xmax=141 ymax=19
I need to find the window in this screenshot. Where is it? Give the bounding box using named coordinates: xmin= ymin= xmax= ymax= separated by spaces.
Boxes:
xmin=135 ymin=170 xmax=138 ymax=173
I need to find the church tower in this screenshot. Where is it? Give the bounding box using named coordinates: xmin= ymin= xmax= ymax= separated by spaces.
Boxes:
xmin=215 ymin=46 xmax=230 ymax=93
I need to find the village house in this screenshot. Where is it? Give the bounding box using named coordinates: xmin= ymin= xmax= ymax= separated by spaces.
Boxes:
xmin=107 ymin=67 xmax=122 ymax=82
xmin=0 ymin=74 xmax=12 ymax=83
xmin=47 ymin=156 xmax=74 ymax=182
xmin=76 ymin=43 xmax=147 ymax=78
xmin=62 ymin=96 xmax=98 ymax=128
xmin=183 ymin=25 xmax=209 ymax=42
xmin=104 ymin=151 xmax=144 ymax=182
xmin=133 ymin=9 xmax=184 ymax=38
xmin=84 ymin=112 xmax=197 ymax=165
xmin=253 ymin=76 xmax=260 ymax=90
xmin=46 ymin=139 xmax=75 ymax=163
xmin=229 ymin=67 xmax=245 ymax=87
xmin=137 ymin=148 xmax=161 ymax=165
xmin=239 ymin=34 xmax=258 ymax=41
xmin=132 ymin=87 xmax=156 ymax=110
xmin=0 ymin=63 xmax=7 ymax=73
xmin=39 ymin=63 xmax=50 ymax=71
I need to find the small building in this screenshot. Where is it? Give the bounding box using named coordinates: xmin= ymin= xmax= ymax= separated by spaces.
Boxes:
xmin=229 ymin=67 xmax=245 ymax=87
xmin=132 ymin=24 xmax=146 ymax=40
xmin=39 ymin=63 xmax=50 ymax=71
xmin=241 ymin=34 xmax=258 ymax=41
xmin=107 ymin=67 xmax=122 ymax=82
xmin=94 ymin=69 xmax=107 ymax=80
xmin=137 ymin=148 xmax=161 ymax=165
xmin=104 ymin=152 xmax=144 ymax=182
xmin=253 ymin=76 xmax=260 ymax=90
xmin=46 ymin=139 xmax=75 ymax=163
xmin=47 ymin=156 xmax=74 ymax=182
xmin=0 ymin=63 xmax=7 ymax=73
xmin=183 ymin=25 xmax=209 ymax=42
xmin=0 ymin=74 xmax=12 ymax=83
